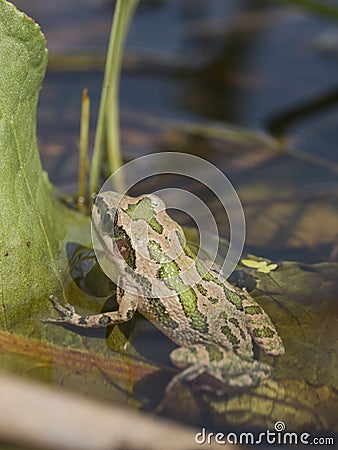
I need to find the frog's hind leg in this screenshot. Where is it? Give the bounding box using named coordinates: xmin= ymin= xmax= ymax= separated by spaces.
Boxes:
xmin=165 ymin=362 xmax=209 ymax=394
xmin=241 ymin=289 xmax=284 ymax=356
xmin=167 ymin=344 xmax=272 ymax=394
xmin=43 ymin=288 xmax=140 ymax=328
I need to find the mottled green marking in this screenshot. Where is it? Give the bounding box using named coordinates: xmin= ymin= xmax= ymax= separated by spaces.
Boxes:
xmin=124 ymin=198 xmax=163 ymax=234
xmin=252 ymin=326 xmax=276 ymax=339
xmin=148 ymin=242 xmax=208 ymax=333
xmin=146 ymin=297 xmax=179 ymax=330
xmin=175 ymin=230 xmax=186 ymax=251
xmin=229 ymin=317 xmax=247 ymax=340
xmin=221 ymin=325 xmax=240 ymax=349
xmin=197 ymin=262 xmax=244 ymax=312
xmin=205 ymin=345 xmax=223 ymax=362
xmin=158 ymin=260 xmax=181 ymax=286
xmin=149 ymin=217 xmax=163 ymax=234
xmin=224 ymin=289 xmax=243 ymax=311
xmin=219 ymin=311 xmax=227 ymax=321
xmin=196 ymin=283 xmax=207 ymax=296
xmin=244 ymin=305 xmax=263 ymax=315
xmin=183 ymin=243 xmax=196 ymax=259
xmin=95 ymin=195 xmax=109 ymax=217
xmin=124 ymin=266 xmax=153 ymax=297
xmin=201 ymin=270 xmax=213 ymax=281
xmin=181 ymin=240 xmax=212 ymax=280
xmin=148 ymin=240 xmax=166 ymax=264
xmin=228 ymin=317 xmax=239 ymax=327
xmin=102 ymin=212 xmax=114 ymax=234
xmin=178 ymin=288 xmax=209 ymax=333
xmin=196 ymin=260 xmax=210 ymax=279
xmin=94 ymin=196 xmax=116 ymax=234
xmin=208 ymin=297 xmax=219 ymax=304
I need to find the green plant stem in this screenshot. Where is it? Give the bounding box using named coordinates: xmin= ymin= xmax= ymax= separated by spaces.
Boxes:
xmin=89 ymin=0 xmax=139 ymax=197
xmin=78 ymin=88 xmax=90 ymax=209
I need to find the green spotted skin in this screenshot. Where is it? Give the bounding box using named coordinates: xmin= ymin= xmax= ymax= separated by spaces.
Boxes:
xmin=45 ymin=192 xmax=285 ymax=389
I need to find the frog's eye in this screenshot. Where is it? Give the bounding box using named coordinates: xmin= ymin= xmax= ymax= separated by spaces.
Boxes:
xmin=114 ymin=239 xmax=131 ymax=261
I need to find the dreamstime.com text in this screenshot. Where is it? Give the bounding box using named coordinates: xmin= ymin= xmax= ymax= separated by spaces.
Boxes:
xmin=195 ymin=422 xmax=335 ymax=446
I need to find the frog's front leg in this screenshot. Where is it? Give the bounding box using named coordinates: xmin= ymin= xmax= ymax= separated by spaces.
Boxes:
xmin=43 ymin=286 xmax=139 ymax=328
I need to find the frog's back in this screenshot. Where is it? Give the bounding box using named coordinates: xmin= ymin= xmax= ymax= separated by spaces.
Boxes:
xmin=138 ymin=281 xmax=254 ymax=360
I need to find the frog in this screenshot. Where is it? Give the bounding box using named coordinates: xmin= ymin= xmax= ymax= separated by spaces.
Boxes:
xmin=44 ymin=191 xmax=285 ymax=391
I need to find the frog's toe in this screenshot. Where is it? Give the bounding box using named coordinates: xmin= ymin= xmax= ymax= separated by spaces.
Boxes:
xmin=48 ymin=295 xmax=75 ymax=317
xmin=42 ymin=316 xmax=69 ymax=324
xmin=42 ymin=295 xmax=79 ymax=325
xmin=64 ymin=303 xmax=76 ymax=315
xmin=48 ymin=294 xmax=65 ymax=312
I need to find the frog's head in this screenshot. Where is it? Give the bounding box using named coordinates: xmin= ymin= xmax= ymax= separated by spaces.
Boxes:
xmin=92 ymin=192 xmax=136 ymax=269
xmin=93 ymin=192 xmax=168 ymax=270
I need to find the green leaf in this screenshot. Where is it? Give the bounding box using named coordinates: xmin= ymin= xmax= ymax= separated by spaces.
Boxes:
xmin=0 ymin=0 xmax=90 ymax=341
